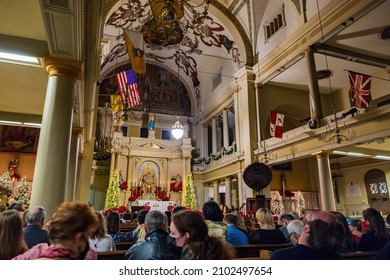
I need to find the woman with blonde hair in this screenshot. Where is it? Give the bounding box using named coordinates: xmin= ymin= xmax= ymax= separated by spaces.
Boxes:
xmin=248 ymin=208 xmax=286 ymax=244
xmin=0 ymin=210 xmax=28 ymax=259
xmin=89 ymin=211 xmax=116 ymax=251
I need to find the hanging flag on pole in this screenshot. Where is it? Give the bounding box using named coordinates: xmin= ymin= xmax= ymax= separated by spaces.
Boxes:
xmin=115 ymin=69 xmax=141 ymax=109
xmin=270 ymin=111 xmax=284 ymax=138
xmin=122 ymin=28 xmax=146 ymax=74
xmin=348 ymin=71 xmax=372 ymax=108
xmin=110 ymin=95 xmax=124 ymax=111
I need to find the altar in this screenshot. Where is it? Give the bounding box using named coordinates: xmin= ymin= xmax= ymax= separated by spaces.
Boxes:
xmin=137 ymin=200 xmax=174 ymax=213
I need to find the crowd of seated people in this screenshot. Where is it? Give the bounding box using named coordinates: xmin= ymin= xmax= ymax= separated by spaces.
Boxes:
xmin=1 ymin=198 xmax=390 ymax=260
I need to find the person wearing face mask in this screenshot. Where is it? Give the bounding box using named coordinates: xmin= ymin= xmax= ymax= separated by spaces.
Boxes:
xmin=286 ymin=220 xmax=304 ymax=245
xmin=36 ymin=201 xmax=98 ymax=260
xmin=170 ymin=210 xmax=235 ymax=260
xmin=125 ymin=210 xmax=181 ymax=260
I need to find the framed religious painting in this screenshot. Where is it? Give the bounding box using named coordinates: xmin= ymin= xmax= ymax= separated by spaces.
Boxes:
xmin=0 ymin=125 xmax=40 ymax=154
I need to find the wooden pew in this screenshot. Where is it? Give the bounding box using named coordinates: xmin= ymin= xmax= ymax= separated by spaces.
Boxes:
xmin=236 ymin=250 xmax=379 ymax=260
xmin=340 ymin=250 xmax=378 ymax=260
xmin=119 ymin=222 xmax=138 ymax=234
xmin=97 ymin=250 xmax=127 ymax=260
xmin=234 ymin=243 xmax=292 ymax=258
xmin=115 ymin=242 xmax=132 ymax=250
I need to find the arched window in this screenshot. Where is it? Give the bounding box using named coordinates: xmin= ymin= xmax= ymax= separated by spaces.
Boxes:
xmin=364 ymin=169 xmax=390 ymax=213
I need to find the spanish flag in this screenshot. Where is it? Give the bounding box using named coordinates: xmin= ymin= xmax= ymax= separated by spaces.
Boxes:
xmin=110 ymin=94 xmax=124 ymax=111
xmin=122 ymin=28 xmax=146 ymax=74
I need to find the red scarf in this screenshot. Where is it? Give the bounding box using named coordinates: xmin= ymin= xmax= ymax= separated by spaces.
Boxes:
xmin=40 ymin=246 xmax=75 ymax=260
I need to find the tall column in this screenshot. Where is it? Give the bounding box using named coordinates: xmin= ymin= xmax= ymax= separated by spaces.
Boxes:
xmin=109 ymin=153 xmax=116 ymax=179
xmin=213 ymin=180 xmax=220 ymax=204
xmin=233 ymin=92 xmax=241 ymax=153
xmin=167 ymin=159 xmax=171 ymax=193
xmin=127 ymin=156 xmax=133 ymax=186
xmin=305 ymin=47 xmax=323 ymax=127
xmin=222 ymin=108 xmax=229 ymax=148
xmin=31 ymin=57 xmax=81 ymax=221
xmin=64 ymin=129 xmax=81 ymax=202
xmin=201 ymin=123 xmax=209 ymax=158
xmin=254 ymin=83 xmax=262 ymax=149
xmin=203 ymin=183 xmax=210 ymax=203
xmin=211 ymin=116 xmax=217 ymax=154
xmin=312 ymin=151 xmax=336 ymax=211
xmin=225 ymin=177 xmax=232 ymax=209
xmin=237 ymin=171 xmax=244 ymax=207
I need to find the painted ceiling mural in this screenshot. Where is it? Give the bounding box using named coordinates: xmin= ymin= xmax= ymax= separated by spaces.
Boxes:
xmin=100 ymin=0 xmax=242 ymax=114
xmin=99 ymin=63 xmax=192 ymax=117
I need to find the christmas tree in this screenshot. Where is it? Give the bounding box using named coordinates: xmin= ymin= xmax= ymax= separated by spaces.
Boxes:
xmin=15 ymin=176 xmax=31 ymax=208
xmin=104 ymin=169 xmax=121 ymax=211
xmin=0 ymin=171 xmax=12 ymax=191
xmin=271 ymin=192 xmax=284 ymax=216
xmin=296 ymin=191 xmax=306 ymax=216
xmin=182 ymin=173 xmax=197 ymax=209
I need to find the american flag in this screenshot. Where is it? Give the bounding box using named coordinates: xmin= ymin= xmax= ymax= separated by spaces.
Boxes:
xmin=115 ymin=69 xmax=141 ymax=108
xmin=348 ymin=71 xmax=372 ymax=108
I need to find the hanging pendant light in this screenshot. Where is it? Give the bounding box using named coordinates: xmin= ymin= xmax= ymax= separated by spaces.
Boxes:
xmin=172 ymin=116 xmax=184 ymax=139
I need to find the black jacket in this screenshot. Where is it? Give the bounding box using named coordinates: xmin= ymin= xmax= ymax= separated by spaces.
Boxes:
xmin=23 ymin=225 xmax=50 ymax=249
xmin=125 ymin=228 xmax=181 ymax=260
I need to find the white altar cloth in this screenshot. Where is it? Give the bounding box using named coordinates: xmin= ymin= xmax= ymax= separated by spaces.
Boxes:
xmin=138 ymin=200 xmax=174 ymax=212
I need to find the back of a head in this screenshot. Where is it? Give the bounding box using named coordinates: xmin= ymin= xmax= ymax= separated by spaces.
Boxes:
xmin=362 ymin=207 xmax=388 ymax=238
xmin=91 ymin=211 xmax=107 ymax=239
xmin=279 ymin=213 xmax=294 ymax=223
xmin=25 ymin=206 xmax=46 ymax=225
xmin=106 ymin=211 xmax=120 ymax=233
xmin=223 ymin=213 xmax=238 ymax=226
xmin=137 ymin=209 xmax=148 ymax=224
xmin=330 ymin=211 xmax=356 ymax=252
xmin=202 ymin=200 xmax=223 ymax=222
xmin=49 ymin=201 xmax=97 ymax=244
xmin=172 ymin=210 xmax=208 ymax=242
xmin=255 ymin=208 xmax=274 ymax=227
xmin=307 ymin=219 xmax=345 ymax=253
xmin=145 ymin=210 xmax=167 ymax=231
xmin=287 ymin=220 xmax=304 ymax=236
xmin=289 ymin=211 xmax=300 ymax=220
xmin=0 ymin=210 xmax=26 ymax=259
xmin=172 ymin=206 xmax=185 ymax=215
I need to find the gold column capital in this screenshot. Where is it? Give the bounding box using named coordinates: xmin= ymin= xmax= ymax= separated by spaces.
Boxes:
xmin=72 ymin=126 xmax=84 ymax=136
xmin=311 ymin=150 xmax=332 ymax=158
xmin=202 ymin=122 xmax=209 ymax=128
xmin=254 ymin=83 xmax=263 ymax=89
xmin=43 ymin=57 xmax=82 ymax=80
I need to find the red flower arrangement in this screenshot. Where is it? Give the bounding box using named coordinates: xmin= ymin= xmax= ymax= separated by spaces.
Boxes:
xmin=105 ymin=205 xmax=128 ymax=214
xmin=170 ymin=181 xmax=182 ymax=192
xmin=119 ymin=181 xmax=128 ymax=190
xmin=128 ymin=195 xmax=138 ymax=202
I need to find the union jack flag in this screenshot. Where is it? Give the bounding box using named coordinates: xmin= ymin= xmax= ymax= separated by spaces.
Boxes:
xmin=115 ymin=69 xmax=141 ymax=109
xmin=348 ymin=71 xmax=372 ymax=108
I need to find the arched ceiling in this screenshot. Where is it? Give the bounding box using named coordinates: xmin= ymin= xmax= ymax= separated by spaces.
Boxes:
xmin=100 ymin=0 xmax=253 ymax=117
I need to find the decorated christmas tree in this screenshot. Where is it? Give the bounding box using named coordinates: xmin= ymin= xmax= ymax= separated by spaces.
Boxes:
xmin=182 ymin=173 xmax=197 ymax=209
xmin=104 ymin=169 xmax=121 ymax=211
xmin=0 ymin=171 xmax=12 ymax=191
xmin=15 ymin=176 xmax=31 ymax=208
xmin=296 ymin=191 xmax=306 ymax=216
xmin=271 ymin=191 xmax=284 ymax=216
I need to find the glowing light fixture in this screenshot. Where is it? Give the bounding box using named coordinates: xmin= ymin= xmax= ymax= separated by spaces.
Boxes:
xmin=172 ymin=116 xmax=184 ymax=139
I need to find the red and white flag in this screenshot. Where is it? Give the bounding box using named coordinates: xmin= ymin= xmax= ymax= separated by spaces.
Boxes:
xmin=348 ymin=71 xmax=372 ymax=108
xmin=270 ymin=111 xmax=284 ymax=138
xmin=115 ymin=69 xmax=141 ymax=109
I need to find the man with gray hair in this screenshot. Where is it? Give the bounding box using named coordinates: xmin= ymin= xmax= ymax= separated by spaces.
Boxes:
xmin=125 ymin=210 xmax=181 ymax=260
xmin=23 ymin=206 xmax=49 ymax=248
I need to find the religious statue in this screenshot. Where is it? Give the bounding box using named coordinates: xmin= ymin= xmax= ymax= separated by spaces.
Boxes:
xmin=148 ymin=113 xmax=155 ymax=131
xmin=139 ymin=163 xmax=157 ymax=198
xmin=8 ymin=158 xmax=20 ymax=180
